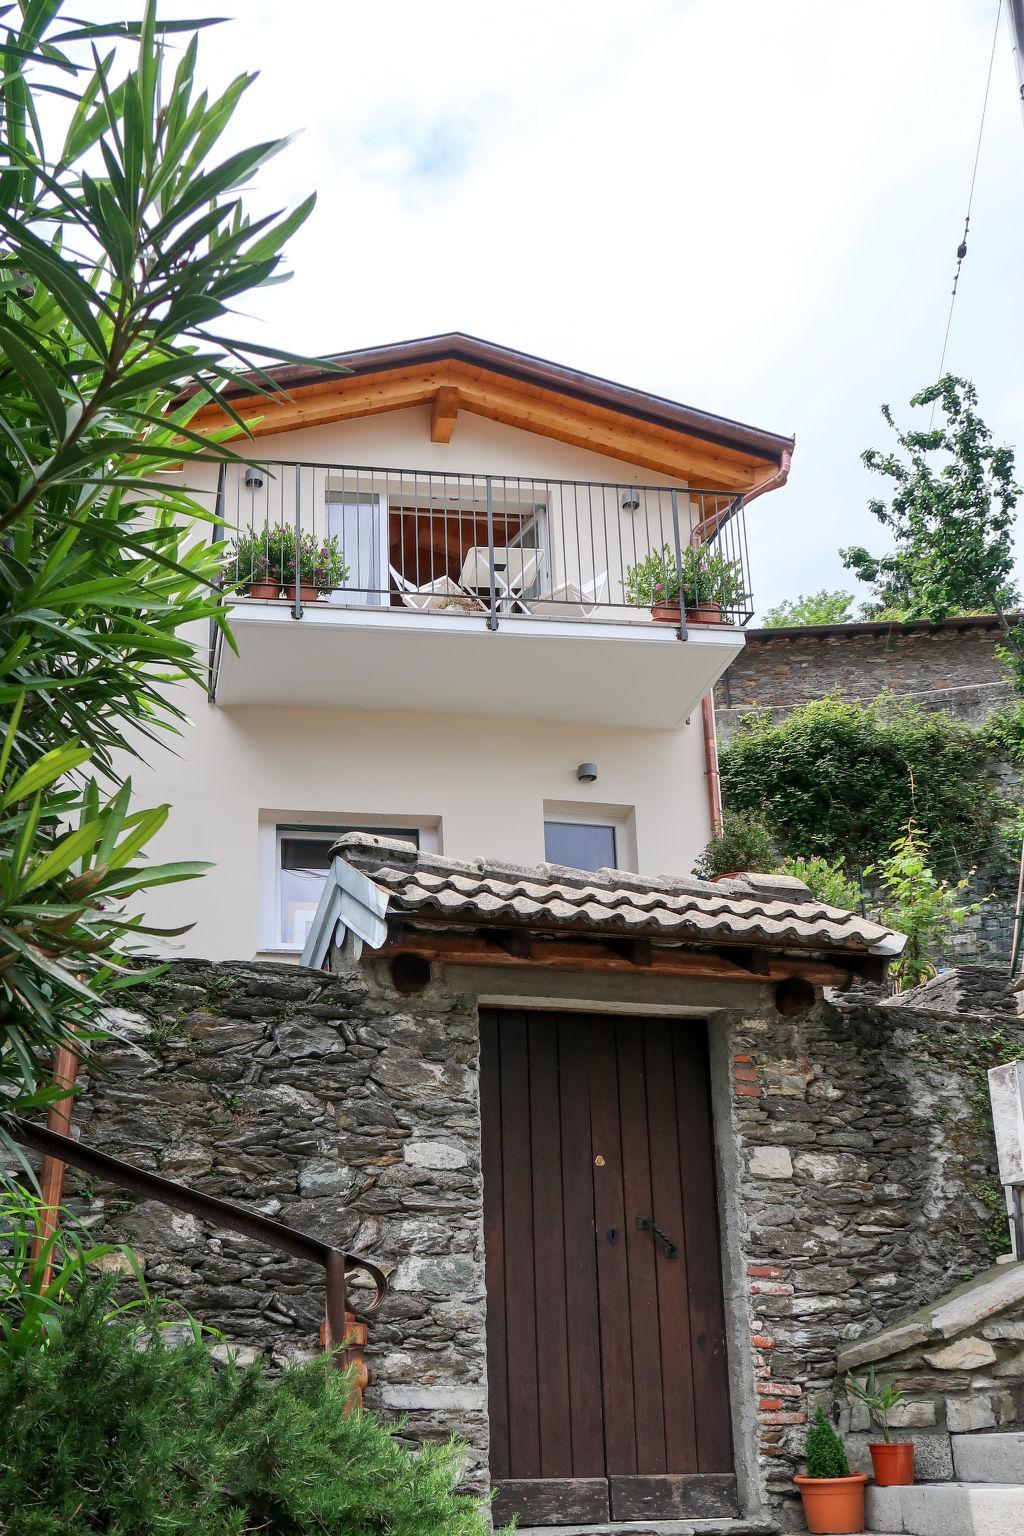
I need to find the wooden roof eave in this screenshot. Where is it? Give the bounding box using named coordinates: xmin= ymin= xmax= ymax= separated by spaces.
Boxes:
xmin=185 ymin=359 xmax=784 ymax=495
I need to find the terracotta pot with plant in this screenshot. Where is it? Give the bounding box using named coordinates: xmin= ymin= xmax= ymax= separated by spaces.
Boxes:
xmin=794 ymin=1407 xmax=866 ymax=1534
xmin=229 ymin=524 xmax=349 ymax=604
xmin=847 ymin=1369 xmax=914 ymax=1487
xmin=623 ymin=542 xmax=747 ymax=624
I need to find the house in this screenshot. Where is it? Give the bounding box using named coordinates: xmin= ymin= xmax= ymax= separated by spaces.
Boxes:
xmin=135 ymin=332 xmax=794 ymax=961
xmin=100 ymin=332 xmax=1024 ymax=1534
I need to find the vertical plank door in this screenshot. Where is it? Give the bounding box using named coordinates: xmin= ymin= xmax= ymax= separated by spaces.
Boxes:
xmin=480 ymin=1009 xmax=737 ymax=1527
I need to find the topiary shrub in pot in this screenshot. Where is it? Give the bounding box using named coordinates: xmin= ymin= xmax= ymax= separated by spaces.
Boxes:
xmin=793 ymin=1406 xmax=867 ymax=1534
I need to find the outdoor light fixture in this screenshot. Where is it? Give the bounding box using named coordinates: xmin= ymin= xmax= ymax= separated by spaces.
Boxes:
xmin=244 ymin=467 xmax=265 ymax=490
xmin=577 ymin=762 xmax=598 ymax=783
xmin=620 ymin=488 xmax=641 ymax=513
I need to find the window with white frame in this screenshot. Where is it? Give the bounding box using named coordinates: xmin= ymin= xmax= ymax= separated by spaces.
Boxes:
xmin=263 ymin=821 xmax=434 ymax=950
xmin=543 ymin=816 xmax=619 ymax=872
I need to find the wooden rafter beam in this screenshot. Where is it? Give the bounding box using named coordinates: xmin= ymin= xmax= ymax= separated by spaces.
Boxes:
xmin=184 ymin=361 xmax=778 ymax=492
xmin=378 ymin=928 xmax=853 ymax=988
xmin=430 ymin=386 xmax=461 ymax=443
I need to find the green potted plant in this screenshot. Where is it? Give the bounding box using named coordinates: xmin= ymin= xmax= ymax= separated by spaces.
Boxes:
xmin=846 ymin=1369 xmax=914 ymax=1486
xmin=623 ymin=543 xmax=746 ymax=623
xmin=693 ymin=810 xmax=777 ymax=880
xmin=229 ymin=525 xmax=348 ymax=602
xmin=230 ymin=524 xmax=285 ymax=599
xmin=793 ymin=1406 xmax=867 ymax=1534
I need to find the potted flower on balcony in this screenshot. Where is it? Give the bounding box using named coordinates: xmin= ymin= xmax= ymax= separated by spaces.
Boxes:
xmin=284 ymin=531 xmax=348 ymax=602
xmin=623 ymin=543 xmax=746 ymax=623
xmin=793 ymin=1407 xmax=867 ymax=1534
xmin=229 ymin=525 xmax=348 ymax=602
xmin=846 ymin=1369 xmax=914 ymax=1487
xmin=230 ymin=524 xmax=285 ymax=600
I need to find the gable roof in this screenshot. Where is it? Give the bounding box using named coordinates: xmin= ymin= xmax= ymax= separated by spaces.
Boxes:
xmin=188 ymin=332 xmax=794 ymax=493
xmin=301 ymin=833 xmax=903 ymax=972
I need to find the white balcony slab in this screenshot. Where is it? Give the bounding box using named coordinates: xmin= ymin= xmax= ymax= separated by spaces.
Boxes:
xmin=213 ymin=601 xmax=744 ymax=728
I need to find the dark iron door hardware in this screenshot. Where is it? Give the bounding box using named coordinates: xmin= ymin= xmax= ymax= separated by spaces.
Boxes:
xmin=607 ymin=1227 xmax=619 ymax=1245
xmin=636 ymin=1214 xmax=677 ymax=1258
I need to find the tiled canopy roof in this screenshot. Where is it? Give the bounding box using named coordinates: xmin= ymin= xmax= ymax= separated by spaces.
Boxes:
xmin=331 ymin=834 xmax=904 ymax=959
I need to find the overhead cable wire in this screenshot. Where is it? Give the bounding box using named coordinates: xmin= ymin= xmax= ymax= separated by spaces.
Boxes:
xmin=931 ymin=0 xmax=1003 ymax=414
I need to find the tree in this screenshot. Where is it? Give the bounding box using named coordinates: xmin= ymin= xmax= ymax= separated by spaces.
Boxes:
xmin=0 ymin=1 xmax=318 ymax=1140
xmin=761 ymin=589 xmax=856 ymax=628
xmin=841 ymin=376 xmax=1021 ymax=620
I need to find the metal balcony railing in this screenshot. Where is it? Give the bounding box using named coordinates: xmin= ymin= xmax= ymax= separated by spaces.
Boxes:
xmin=213 ymin=460 xmax=754 ymax=636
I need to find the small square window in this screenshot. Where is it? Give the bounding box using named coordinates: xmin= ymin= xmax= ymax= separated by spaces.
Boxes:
xmin=544 ymin=820 xmax=617 ymax=872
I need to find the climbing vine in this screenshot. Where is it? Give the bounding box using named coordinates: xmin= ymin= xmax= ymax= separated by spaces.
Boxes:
xmin=720 ymin=696 xmax=1009 ymax=875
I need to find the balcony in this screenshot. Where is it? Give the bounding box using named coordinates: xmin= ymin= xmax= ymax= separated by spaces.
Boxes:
xmin=209 ymin=461 xmax=754 ymax=728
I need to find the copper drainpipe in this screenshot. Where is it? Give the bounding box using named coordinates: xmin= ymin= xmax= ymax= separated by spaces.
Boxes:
xmin=31 ymin=1033 xmax=81 ymax=1288
xmin=698 ymin=447 xmax=793 ymax=840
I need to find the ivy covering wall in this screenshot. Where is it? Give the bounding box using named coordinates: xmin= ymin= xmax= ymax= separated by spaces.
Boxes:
xmin=719 ymin=696 xmax=1019 ymax=876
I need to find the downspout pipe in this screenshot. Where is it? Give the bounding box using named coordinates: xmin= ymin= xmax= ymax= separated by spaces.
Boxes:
xmin=31 ymin=1033 xmax=81 ymax=1289
xmin=700 ymin=446 xmax=793 ymax=841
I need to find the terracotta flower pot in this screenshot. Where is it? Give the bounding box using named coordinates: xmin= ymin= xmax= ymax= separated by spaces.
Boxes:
xmin=282 ymin=581 xmax=319 ymax=604
xmin=242 ymin=580 xmax=282 ymax=600
xmin=651 ymin=602 xmax=681 ymax=623
xmin=687 ymin=601 xmax=723 ymax=624
xmin=793 ymin=1473 xmax=867 ymax=1534
xmin=869 ymin=1441 xmax=913 ymax=1486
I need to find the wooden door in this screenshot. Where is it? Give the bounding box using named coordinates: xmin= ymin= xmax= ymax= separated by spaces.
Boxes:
xmin=480 ymin=1009 xmax=735 ymax=1527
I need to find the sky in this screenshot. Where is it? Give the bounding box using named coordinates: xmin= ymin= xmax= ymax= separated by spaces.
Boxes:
xmin=112 ymin=0 xmax=1024 ymax=619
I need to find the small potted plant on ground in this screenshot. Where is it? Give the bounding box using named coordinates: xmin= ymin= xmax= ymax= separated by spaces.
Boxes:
xmin=794 ymin=1406 xmax=867 ymax=1534
xmin=624 ymin=542 xmax=746 ymax=623
xmin=846 ymin=1369 xmax=914 ymax=1487
xmin=693 ymin=810 xmax=777 ymax=880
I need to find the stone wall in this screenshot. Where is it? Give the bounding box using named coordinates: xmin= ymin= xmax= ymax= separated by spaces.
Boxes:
xmin=60 ymin=959 xmax=1024 ymax=1530
xmin=715 ymin=620 xmax=1009 ymax=716
xmin=727 ymin=964 xmax=1024 ymax=1529
xmin=66 ymin=957 xmax=490 ymax=1487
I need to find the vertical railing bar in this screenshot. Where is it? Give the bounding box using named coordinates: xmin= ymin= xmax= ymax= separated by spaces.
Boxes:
xmin=293 ymin=463 xmax=302 ymax=619
xmin=671 ymin=488 xmax=687 ymax=642
xmin=485 ymin=475 xmax=498 ymax=631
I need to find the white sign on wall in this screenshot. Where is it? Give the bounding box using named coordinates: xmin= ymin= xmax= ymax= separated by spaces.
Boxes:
xmin=988 ymin=1061 xmax=1024 ymax=1187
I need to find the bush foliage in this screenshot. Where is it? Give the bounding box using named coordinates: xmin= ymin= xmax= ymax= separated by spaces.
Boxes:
xmin=693 ymin=810 xmax=777 ymax=878
xmin=720 ymin=697 xmax=1001 ymax=874
xmin=803 ymin=1405 xmax=850 ymax=1479
xmin=0 ymin=1285 xmax=491 ymax=1536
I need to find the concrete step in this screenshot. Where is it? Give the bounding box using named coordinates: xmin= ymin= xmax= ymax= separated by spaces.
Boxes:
xmin=867 ymin=1481 xmax=1024 ymax=1535
xmin=951 ymin=1429 xmax=1024 ymax=1483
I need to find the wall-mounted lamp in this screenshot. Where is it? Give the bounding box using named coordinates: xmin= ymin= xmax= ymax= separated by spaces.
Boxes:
xmin=244 ymin=467 xmax=265 ymax=490
xmin=620 ymin=488 xmax=641 ymax=513
xmin=576 ymin=762 xmax=598 ymax=783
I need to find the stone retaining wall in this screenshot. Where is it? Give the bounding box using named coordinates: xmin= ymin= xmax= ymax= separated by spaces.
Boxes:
xmin=58 ymin=960 xmax=1024 ymax=1529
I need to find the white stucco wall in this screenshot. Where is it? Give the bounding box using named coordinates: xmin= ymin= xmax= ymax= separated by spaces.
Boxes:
xmin=127 ymin=700 xmax=712 ymax=961
xmin=128 ymin=404 xmax=722 ymax=960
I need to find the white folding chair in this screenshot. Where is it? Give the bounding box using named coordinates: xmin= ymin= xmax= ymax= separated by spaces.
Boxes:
xmin=389 ymin=565 xmax=483 ymax=613
xmin=525 ymin=570 xmax=608 ymax=619
xmin=494 ymin=547 xmax=546 ymax=612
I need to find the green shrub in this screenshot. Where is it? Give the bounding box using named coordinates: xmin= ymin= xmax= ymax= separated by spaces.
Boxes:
xmin=875 ymin=822 xmax=983 ymax=991
xmin=693 ymin=811 xmax=777 ymax=878
xmin=804 ymin=1405 xmax=850 ymax=1479
xmin=624 ymin=543 xmax=746 ymax=610
xmin=720 ymin=696 xmax=1000 ymax=875
xmin=761 ymin=589 xmax=856 ymax=627
xmin=774 ymin=855 xmax=862 ymax=911
xmin=0 ymin=1285 xmax=491 ymax=1536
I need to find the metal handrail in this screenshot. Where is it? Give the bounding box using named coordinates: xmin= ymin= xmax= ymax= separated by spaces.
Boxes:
xmin=12 ymin=1117 xmax=388 ymax=1359
xmin=217 ymin=458 xmax=754 ymax=630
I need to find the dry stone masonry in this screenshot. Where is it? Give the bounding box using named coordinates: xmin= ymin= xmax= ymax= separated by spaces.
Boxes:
xmin=59 ymin=957 xmax=1024 ymax=1528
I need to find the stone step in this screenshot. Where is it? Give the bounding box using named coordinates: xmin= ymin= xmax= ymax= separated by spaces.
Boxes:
xmin=951 ymin=1429 xmax=1024 ymax=1482
xmin=866 ymin=1481 xmax=1024 ymax=1536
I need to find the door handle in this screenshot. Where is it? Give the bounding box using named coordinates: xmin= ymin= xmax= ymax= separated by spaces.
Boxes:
xmin=636 ymin=1215 xmax=677 ymax=1259
xmin=607 ymin=1227 xmax=619 ymax=1245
